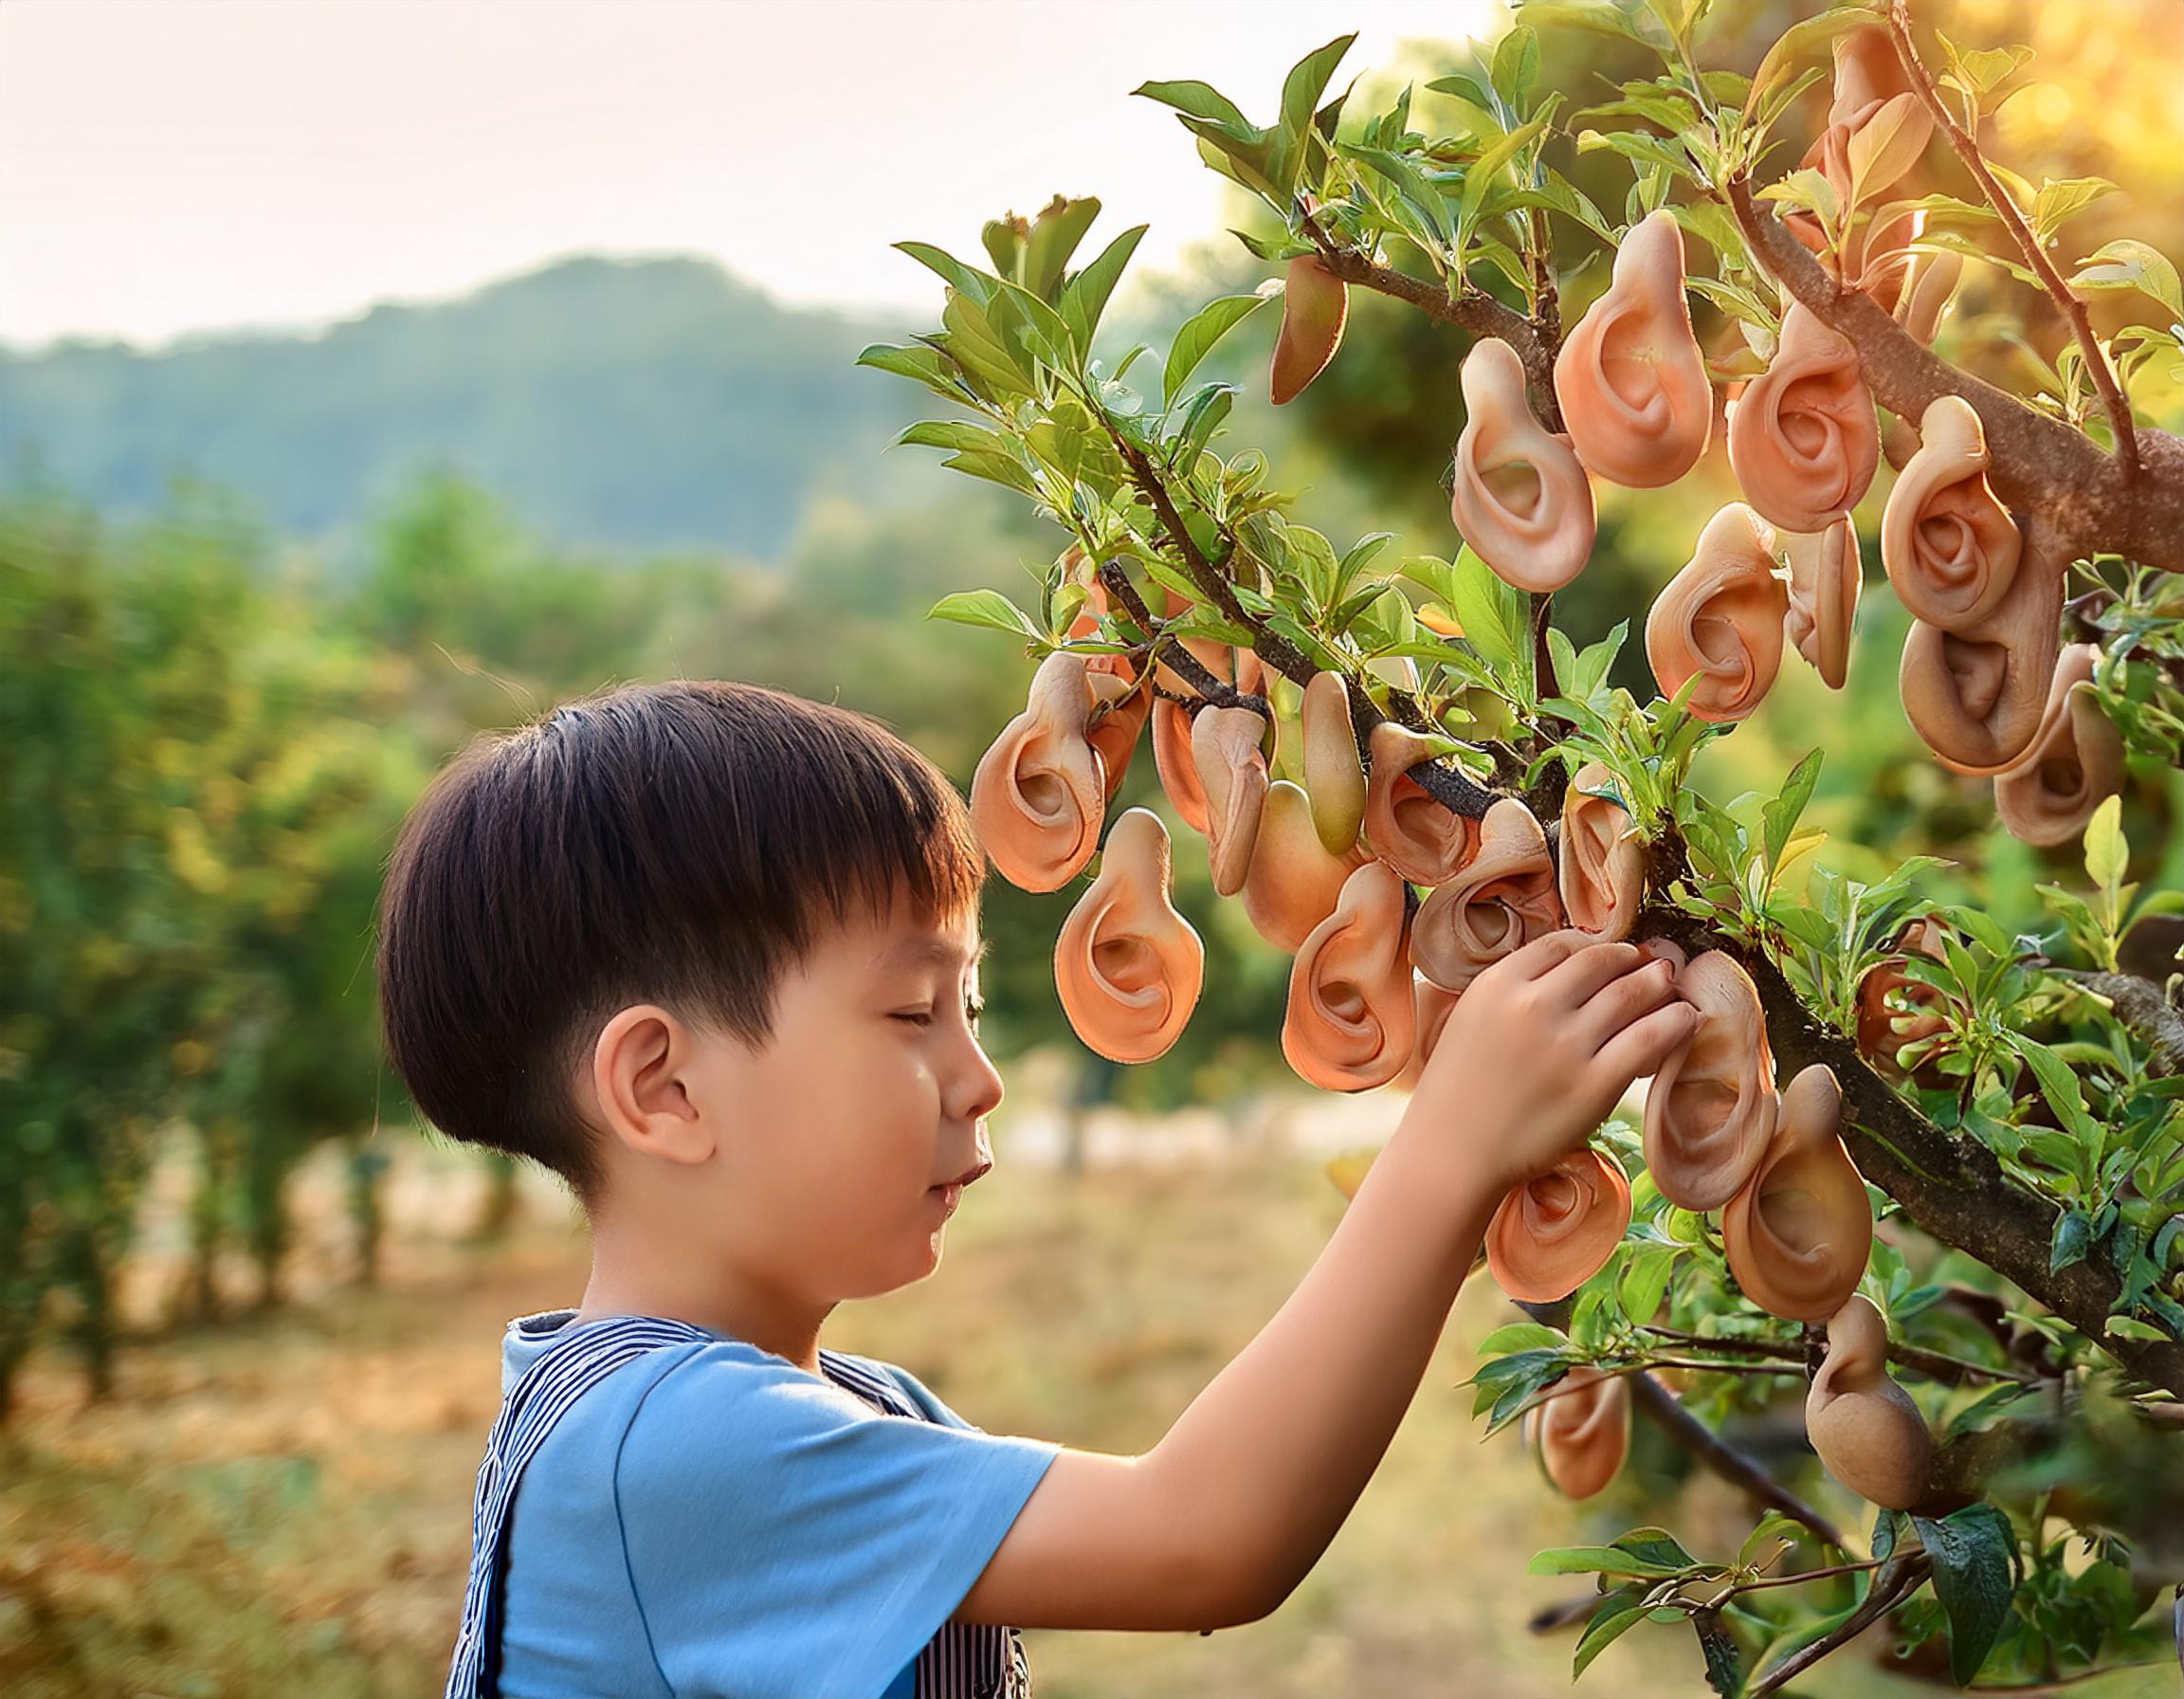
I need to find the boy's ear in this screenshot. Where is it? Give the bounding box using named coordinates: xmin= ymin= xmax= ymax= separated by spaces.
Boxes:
xmin=586 ymin=1005 xmax=718 ymax=1167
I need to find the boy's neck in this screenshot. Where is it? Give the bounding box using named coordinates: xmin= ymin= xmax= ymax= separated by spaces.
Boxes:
xmin=572 ymin=1242 xmax=836 ymax=1378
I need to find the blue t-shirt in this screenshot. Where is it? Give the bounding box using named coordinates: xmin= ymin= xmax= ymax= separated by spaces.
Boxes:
xmin=490 ymin=1307 xmax=1062 ymax=1698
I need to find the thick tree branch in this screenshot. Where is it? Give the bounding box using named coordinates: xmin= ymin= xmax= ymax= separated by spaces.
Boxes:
xmin=1884 ymin=0 xmax=2138 ymax=477
xmin=2048 ymin=969 xmax=2184 ymax=1077
xmin=1722 ymin=174 xmax=2184 ymax=575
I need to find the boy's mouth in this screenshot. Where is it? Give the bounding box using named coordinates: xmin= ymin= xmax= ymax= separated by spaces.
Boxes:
xmin=929 ymin=1181 xmax=963 ymax=1217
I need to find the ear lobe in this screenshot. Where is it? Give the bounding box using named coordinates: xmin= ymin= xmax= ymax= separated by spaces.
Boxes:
xmin=970 ymin=649 xmax=1108 ymax=892
xmin=1191 ymin=704 xmax=1271 ymax=898
xmin=1363 ymin=720 xmax=1477 ymax=886
xmin=1053 ymin=808 xmax=1205 ymax=1064
xmin=1806 ymin=1294 xmax=1933 ymax=1510
xmin=1781 ymin=515 xmax=1862 ymax=690
xmin=1558 ymin=762 xmax=1647 ymax=942
xmin=1451 ymin=336 xmax=1597 ymax=593
xmin=1900 ymin=547 xmax=2063 ymax=774
xmin=1993 ymin=645 xmax=2126 ymax=847
xmin=1645 ymin=502 xmax=1788 ymax=723
xmin=1411 ymin=797 xmax=1563 ymax=991
xmin=1486 ymin=1146 xmax=1632 ymax=1303
xmin=1244 ymin=780 xmax=1372 ymax=954
xmin=1520 ymin=1365 xmax=1630 ymax=1500
xmin=1721 ymin=1063 xmax=1873 ymax=1322
xmin=1552 ymin=207 xmax=1713 ymax=489
xmin=1725 ymin=302 xmax=1881 ymax=535
xmin=1643 ymin=948 xmax=1780 ymax=1211
xmin=1301 ymin=670 xmax=1367 ymax=855
xmin=1281 ymin=859 xmax=1417 ymax=1091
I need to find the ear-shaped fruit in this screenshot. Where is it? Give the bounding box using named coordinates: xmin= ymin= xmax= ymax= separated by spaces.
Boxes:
xmin=1083 ymin=670 xmax=1151 ymax=803
xmin=1901 ymin=551 xmax=2063 ymax=775
xmin=1192 ymin=705 xmax=1270 ymax=897
xmin=1521 ymin=1365 xmax=1630 ymax=1500
xmin=1855 ymin=919 xmax=1956 ymax=1076
xmin=1364 ymin=720 xmax=1477 ymax=886
xmin=1993 ymin=645 xmax=2126 ymax=848
xmin=1881 ymin=251 xmax=1967 ymax=466
xmin=1643 ymin=943 xmax=1780 ymax=1211
xmin=970 ymin=649 xmax=1108 ymax=891
xmin=1487 ymin=1146 xmax=1633 ymax=1303
xmin=1281 ymin=859 xmax=1417 ymax=1092
xmin=1721 ymin=1064 xmax=1872 ymax=1322
xmin=1152 ymin=701 xmax=1211 ymax=833
xmin=1725 ymin=303 xmax=1880 ymax=535
xmin=1244 ymin=780 xmax=1372 ymax=953
xmin=1552 ymin=208 xmax=1713 ymax=489
xmin=1451 ymin=337 xmax=1597 ymax=592
xmin=1559 ymin=762 xmax=1647 ymax=942
xmin=1270 ymin=255 xmax=1349 ymax=406
xmin=1412 ymin=797 xmax=1564 ymax=992
xmin=1053 ymin=808 xmax=1205 ymax=1064
xmin=1394 ymin=972 xmax=1465 ymax=1092
xmin=1806 ymin=1294 xmax=1933 ymax=1510
xmin=1829 ymin=24 xmax=1922 ymax=133
xmin=1645 ymin=502 xmax=1788 ymax=723
xmin=1882 ymin=397 xmax=2022 ymax=631
xmin=1301 ymin=671 xmax=1367 ymax=855
xmin=1782 ymin=516 xmax=1862 ymax=690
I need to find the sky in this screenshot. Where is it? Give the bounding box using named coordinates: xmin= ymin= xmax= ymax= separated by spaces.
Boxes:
xmin=0 ymin=0 xmax=1500 ymax=353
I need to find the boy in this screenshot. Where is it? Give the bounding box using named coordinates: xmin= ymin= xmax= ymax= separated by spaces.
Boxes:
xmin=375 ymin=677 xmax=1698 ymax=1699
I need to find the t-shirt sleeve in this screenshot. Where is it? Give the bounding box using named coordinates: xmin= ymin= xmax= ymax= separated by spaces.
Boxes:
xmin=612 ymin=1341 xmax=1062 ymax=1699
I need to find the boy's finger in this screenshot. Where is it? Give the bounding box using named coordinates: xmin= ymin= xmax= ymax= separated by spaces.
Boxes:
xmin=1533 ymin=936 xmax=1647 ymax=1003
xmin=1498 ymin=927 xmax=1601 ymax=981
xmin=1591 ymin=999 xmax=1703 ymax=1084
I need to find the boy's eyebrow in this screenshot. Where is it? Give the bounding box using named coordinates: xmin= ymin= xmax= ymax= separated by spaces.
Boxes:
xmin=879 ymin=935 xmax=991 ymax=971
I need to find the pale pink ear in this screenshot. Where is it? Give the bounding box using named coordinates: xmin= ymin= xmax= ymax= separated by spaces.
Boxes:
xmin=1363 ymin=720 xmax=1478 ymax=886
xmin=1782 ymin=516 xmax=1861 ymax=690
xmin=1881 ymin=397 xmax=2021 ymax=630
xmin=1053 ymin=808 xmax=1206 ymax=1064
xmin=1645 ymin=502 xmax=1788 ymax=723
xmin=1281 ymin=859 xmax=1417 ymax=1091
xmin=1083 ymin=671 xmax=1151 ymax=804
xmin=1412 ymin=797 xmax=1563 ymax=991
xmin=1721 ymin=1064 xmax=1872 ymax=1323
xmin=1855 ymin=919 xmax=1956 ymax=1076
xmin=1725 ymin=303 xmax=1880 ymax=536
xmin=1552 ymin=207 xmax=1712 ymax=489
xmin=1993 ymin=645 xmax=2126 ymax=848
xmin=1244 ymin=780 xmax=1372 ymax=953
xmin=1487 ymin=1146 xmax=1632 ymax=1303
xmin=1806 ymin=1294 xmax=1933 ymax=1510
xmin=1394 ymin=971 xmax=1465 ymax=1092
xmin=1450 ymin=337 xmax=1597 ymax=592
xmin=1558 ymin=762 xmax=1647 ymax=941
xmin=1829 ymin=24 xmax=1923 ymax=134
xmin=1520 ymin=1365 xmax=1630 ymax=1500
xmin=1901 ymin=553 xmax=2063 ymax=775
xmin=1192 ymin=705 xmax=1270 ymax=898
xmin=970 ymin=649 xmax=1108 ymax=892
xmin=1644 ymin=948 xmax=1779 ymax=1211
xmin=1270 ymin=255 xmax=1349 ymax=405
xmin=1151 ymin=701 xmax=1211 ymax=834
xmin=1301 ymin=671 xmax=1367 ymax=855
xmin=1881 ymin=251 xmax=1966 ymax=466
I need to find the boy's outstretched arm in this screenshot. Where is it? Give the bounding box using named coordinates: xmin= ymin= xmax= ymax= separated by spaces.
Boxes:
xmin=954 ymin=930 xmax=1698 ymax=1635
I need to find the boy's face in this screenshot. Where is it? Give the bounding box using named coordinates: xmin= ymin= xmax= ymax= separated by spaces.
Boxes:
xmin=581 ymin=890 xmax=1004 ymax=1308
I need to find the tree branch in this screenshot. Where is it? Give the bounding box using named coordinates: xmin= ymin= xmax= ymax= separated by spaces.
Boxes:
xmin=1884 ymin=0 xmax=2138 ymax=477
xmin=1750 ymin=1550 xmax=1933 ymax=1696
xmin=1628 ymin=1369 xmax=1849 ymax=1548
xmin=2047 ymin=969 xmax=2184 ymax=1077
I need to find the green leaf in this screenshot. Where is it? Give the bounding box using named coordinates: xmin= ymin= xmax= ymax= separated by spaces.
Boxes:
xmin=1618 ymin=1243 xmax=1678 ymax=1325
xmin=2011 ymin=1036 xmax=2100 ymax=1144
xmin=1573 ymin=1587 xmax=1649 ymax=1678
xmin=1447 ymin=543 xmax=1529 ymax=674
xmin=1460 ymin=115 xmax=1551 ymax=235
xmin=1479 ymin=1321 xmax=1569 ymax=1355
xmin=1490 ymin=24 xmax=1542 ymax=109
xmin=1761 ymin=749 xmax=1824 ymax=882
xmin=1024 ymin=196 xmax=1102 ymax=301
xmin=897 ymin=419 xmax=1006 ymax=454
xmin=1132 ymin=78 xmax=1256 ymax=138
xmin=2084 ymin=793 xmax=2128 ymax=902
xmin=2105 ymin=1314 xmax=2173 ymax=1343
xmin=2050 ymin=1207 xmax=2094 ymax=1274
xmin=1275 ymin=35 xmax=1357 ymax=193
xmin=855 ymin=341 xmax=969 ymax=399
xmin=927 ymin=590 xmax=1042 ymax=639
xmin=1162 ymin=293 xmax=1274 ymax=408
xmin=2031 ymin=176 xmax=2120 ymax=247
xmin=893 ymin=240 xmax=996 ymax=305
xmin=1063 ymin=224 xmax=1149 ymax=353
xmin=2069 ymin=238 xmax=2184 ymax=319
xmin=1913 ymin=1504 xmax=2018 ymax=1685
xmin=1529 ymin=1542 xmax=1689 ymax=1580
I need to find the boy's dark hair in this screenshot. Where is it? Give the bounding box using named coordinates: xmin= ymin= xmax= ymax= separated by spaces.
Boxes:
xmin=374 ymin=678 xmax=987 ymax=1211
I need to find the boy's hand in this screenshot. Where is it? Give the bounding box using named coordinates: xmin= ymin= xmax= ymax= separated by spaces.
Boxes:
xmin=1399 ymin=930 xmax=1700 ymax=1197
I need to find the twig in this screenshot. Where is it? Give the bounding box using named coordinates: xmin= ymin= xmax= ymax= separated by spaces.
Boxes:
xmin=1639 ymin=1324 xmax=2041 ymax=1388
xmin=1750 ymin=1550 xmax=1933 ymax=1696
xmin=1092 ymin=557 xmax=1269 ymax=720
xmin=1626 ymin=1370 xmax=1849 ymax=1548
xmin=2045 ymin=968 xmax=2184 ymax=1077
xmin=1884 ymin=0 xmax=2138 ymax=478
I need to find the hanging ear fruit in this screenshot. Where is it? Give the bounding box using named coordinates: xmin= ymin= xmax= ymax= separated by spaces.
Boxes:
xmin=1394 ymin=972 xmax=1465 ymax=1092
xmin=970 ymin=649 xmax=1109 ymax=892
xmin=1645 ymin=502 xmax=1788 ymax=723
xmin=1558 ymin=762 xmax=1647 ymax=942
xmin=1411 ymin=797 xmax=1564 ymax=991
xmin=1270 ymin=254 xmax=1350 ymax=406
xmin=1993 ymin=645 xmax=2126 ymax=848
xmin=1881 ymin=251 xmax=1967 ymax=466
xmin=1855 ymin=919 xmax=1957 ymax=1077
xmin=1192 ymin=704 xmax=1270 ymax=898
xmin=1901 ymin=548 xmax=2063 ymax=775
xmin=1643 ymin=943 xmax=1780 ymax=1211
xmin=1083 ymin=671 xmax=1151 ymax=803
xmin=1244 ymin=781 xmax=1372 ymax=953
xmin=1882 ymin=397 xmax=2022 ymax=631
xmin=1782 ymin=515 xmax=1862 ymax=690
xmin=1721 ymin=1064 xmax=1872 ymax=1323
xmin=1725 ymin=303 xmax=1880 ymax=536
xmin=1053 ymin=808 xmax=1205 ymax=1064
xmin=1451 ymin=336 xmax=1597 ymax=593
xmin=1521 ymin=1365 xmax=1630 ymax=1500
xmin=1806 ymin=1294 xmax=1933 ymax=1509
xmin=1281 ymin=859 xmax=1417 ymax=1092
xmin=1552 ymin=207 xmax=1713 ymax=489
xmin=1487 ymin=1146 xmax=1633 ymax=1303
xmin=1363 ymin=720 xmax=1478 ymax=886
xmin=1301 ymin=671 xmax=1367 ymax=856
xmin=1151 ymin=701 xmax=1211 ymax=833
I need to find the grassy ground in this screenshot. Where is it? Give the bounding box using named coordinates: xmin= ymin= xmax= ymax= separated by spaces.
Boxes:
xmin=3 ymin=1130 xmax=2171 ymax=1698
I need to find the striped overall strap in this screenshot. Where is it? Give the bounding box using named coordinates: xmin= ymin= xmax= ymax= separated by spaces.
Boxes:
xmin=444 ymin=1314 xmax=712 ymax=1699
